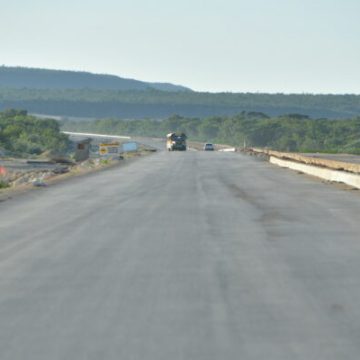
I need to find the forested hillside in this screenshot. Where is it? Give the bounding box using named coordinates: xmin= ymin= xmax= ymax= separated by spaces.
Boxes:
xmin=1 ymin=87 xmax=359 ymax=119
xmin=61 ymin=113 xmax=360 ymax=154
xmin=1 ymin=66 xmax=359 ymax=119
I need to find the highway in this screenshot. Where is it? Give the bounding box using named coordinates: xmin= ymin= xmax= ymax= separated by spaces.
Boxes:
xmin=1 ymin=148 xmax=360 ymax=359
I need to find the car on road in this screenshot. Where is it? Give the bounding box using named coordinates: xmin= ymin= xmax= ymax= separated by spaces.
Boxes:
xmin=203 ymin=143 xmax=215 ymax=151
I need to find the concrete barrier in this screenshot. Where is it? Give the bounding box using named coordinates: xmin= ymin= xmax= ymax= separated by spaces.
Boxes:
xmin=270 ymin=156 xmax=360 ymax=189
xmin=251 ymin=148 xmax=360 ymax=174
xmin=218 ymin=148 xmax=236 ymax=152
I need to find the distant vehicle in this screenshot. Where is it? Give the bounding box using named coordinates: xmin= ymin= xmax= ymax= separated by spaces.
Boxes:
xmin=203 ymin=143 xmax=215 ymax=151
xmin=166 ymin=133 xmax=187 ymax=151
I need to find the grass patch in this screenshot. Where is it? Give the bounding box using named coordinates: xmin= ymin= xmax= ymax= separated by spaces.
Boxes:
xmin=0 ymin=180 xmax=9 ymax=189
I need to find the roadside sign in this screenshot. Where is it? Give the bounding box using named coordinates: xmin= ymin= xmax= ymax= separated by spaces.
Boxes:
xmin=99 ymin=143 xmax=120 ymax=157
xmin=99 ymin=147 xmax=107 ymax=155
xmin=122 ymin=142 xmax=138 ymax=152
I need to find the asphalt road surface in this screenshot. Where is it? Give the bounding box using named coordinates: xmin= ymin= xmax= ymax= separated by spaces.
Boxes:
xmin=1 ymin=149 xmax=360 ymax=360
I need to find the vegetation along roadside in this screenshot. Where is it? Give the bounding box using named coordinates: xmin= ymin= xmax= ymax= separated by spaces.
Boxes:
xmin=61 ymin=112 xmax=360 ymax=154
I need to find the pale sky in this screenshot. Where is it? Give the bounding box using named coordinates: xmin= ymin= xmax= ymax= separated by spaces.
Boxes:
xmin=1 ymin=0 xmax=359 ymax=93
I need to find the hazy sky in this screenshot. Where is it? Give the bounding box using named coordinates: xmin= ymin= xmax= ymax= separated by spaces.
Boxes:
xmin=1 ymin=0 xmax=359 ymax=93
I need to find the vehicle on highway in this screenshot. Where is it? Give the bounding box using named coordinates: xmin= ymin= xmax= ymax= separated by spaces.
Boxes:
xmin=166 ymin=132 xmax=187 ymax=151
xmin=203 ymin=143 xmax=215 ymax=151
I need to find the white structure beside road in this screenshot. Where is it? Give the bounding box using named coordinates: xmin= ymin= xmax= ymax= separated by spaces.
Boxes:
xmin=62 ymin=131 xmax=131 ymax=141
xmin=249 ymin=148 xmax=360 ymax=190
xmin=270 ymin=156 xmax=360 ymax=189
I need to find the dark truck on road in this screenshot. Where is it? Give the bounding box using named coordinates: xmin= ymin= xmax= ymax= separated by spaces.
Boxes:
xmin=166 ymin=133 xmax=187 ymax=151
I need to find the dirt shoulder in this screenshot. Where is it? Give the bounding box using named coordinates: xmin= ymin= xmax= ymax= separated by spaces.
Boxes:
xmin=0 ymin=149 xmax=156 ymax=202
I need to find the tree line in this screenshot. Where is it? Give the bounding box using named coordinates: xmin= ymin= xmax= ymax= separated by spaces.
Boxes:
xmin=61 ymin=113 xmax=360 ymax=154
xmin=1 ymin=88 xmax=360 ymax=119
xmin=1 ymin=109 xmax=358 ymax=156
xmin=0 ymin=109 xmax=69 ymax=156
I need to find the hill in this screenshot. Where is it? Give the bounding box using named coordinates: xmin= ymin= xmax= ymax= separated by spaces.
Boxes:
xmin=0 ymin=66 xmax=191 ymax=92
xmin=0 ymin=67 xmax=359 ymax=119
xmin=1 ymin=88 xmax=360 ymax=119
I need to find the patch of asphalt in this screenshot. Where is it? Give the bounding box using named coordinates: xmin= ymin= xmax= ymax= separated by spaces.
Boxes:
xmin=1 ymin=152 xmax=360 ymax=359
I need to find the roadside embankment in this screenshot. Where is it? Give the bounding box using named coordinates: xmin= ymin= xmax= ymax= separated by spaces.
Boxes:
xmin=247 ymin=148 xmax=360 ymax=189
xmin=0 ymin=148 xmax=155 ymax=201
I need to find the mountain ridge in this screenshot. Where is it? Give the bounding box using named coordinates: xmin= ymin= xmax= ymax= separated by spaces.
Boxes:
xmin=1 ymin=66 xmax=360 ymax=119
xmin=0 ymin=66 xmax=192 ymax=92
